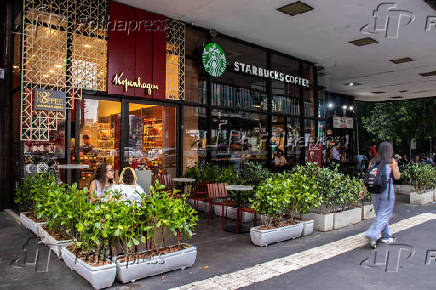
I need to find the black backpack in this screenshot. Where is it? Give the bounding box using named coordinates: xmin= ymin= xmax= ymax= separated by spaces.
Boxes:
xmin=364 ymin=162 xmax=389 ymax=194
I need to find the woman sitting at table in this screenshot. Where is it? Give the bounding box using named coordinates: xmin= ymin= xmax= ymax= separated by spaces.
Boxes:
xmin=111 ymin=167 xmax=145 ymax=204
xmin=89 ymin=163 xmax=114 ymax=202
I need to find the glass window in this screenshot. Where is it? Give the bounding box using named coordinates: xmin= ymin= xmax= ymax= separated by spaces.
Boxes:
xmin=286 ymin=117 xmax=302 ymax=167
xmin=183 ymin=106 xmax=208 ymax=171
xmin=210 ymin=36 xmax=268 ymax=111
xmin=126 ymin=104 xmax=177 ymax=178
xmin=318 ymin=88 xmax=326 ymax=119
xmin=304 ymin=119 xmax=316 ymax=147
xmin=79 ymin=99 xmax=121 ymax=188
xmin=303 ymin=88 xmax=315 ymax=118
xmin=317 ymin=121 xmax=326 ymax=145
xmin=209 ymin=109 xmax=267 ymax=169
xmin=23 ymin=121 xmax=66 ymax=181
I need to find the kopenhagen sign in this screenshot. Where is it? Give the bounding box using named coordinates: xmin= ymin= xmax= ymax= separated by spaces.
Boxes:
xmin=202 ymin=42 xmax=310 ymax=87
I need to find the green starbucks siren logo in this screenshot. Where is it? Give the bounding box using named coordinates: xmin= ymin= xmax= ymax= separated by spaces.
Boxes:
xmin=202 ymin=43 xmax=227 ymax=77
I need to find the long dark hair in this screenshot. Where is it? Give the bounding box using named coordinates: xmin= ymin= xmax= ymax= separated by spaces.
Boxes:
xmin=373 ymin=142 xmax=393 ymax=164
xmin=93 ymin=163 xmax=113 ymax=188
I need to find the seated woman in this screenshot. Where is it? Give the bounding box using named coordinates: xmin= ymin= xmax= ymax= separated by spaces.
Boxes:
xmin=111 ymin=167 xmax=145 ymax=204
xmin=89 ymin=163 xmax=114 ymax=202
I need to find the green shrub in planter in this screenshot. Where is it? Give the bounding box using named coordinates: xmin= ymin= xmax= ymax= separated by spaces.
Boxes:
xmin=14 ymin=172 xmax=57 ymax=213
xmin=402 ymin=163 xmax=436 ymax=193
xmin=240 ymin=162 xmax=271 ymax=188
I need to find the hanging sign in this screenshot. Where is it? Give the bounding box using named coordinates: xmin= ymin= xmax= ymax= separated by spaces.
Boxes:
xmin=333 ymin=116 xmax=353 ymax=129
xmin=307 ymin=144 xmax=323 ymax=167
xmin=33 ymin=89 xmax=66 ymax=111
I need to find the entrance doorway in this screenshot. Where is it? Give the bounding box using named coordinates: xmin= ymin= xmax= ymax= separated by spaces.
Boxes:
xmin=126 ymin=103 xmax=177 ymax=179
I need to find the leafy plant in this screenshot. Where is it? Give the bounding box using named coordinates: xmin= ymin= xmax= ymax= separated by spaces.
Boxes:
xmin=14 ymin=173 xmax=57 ymax=213
xmin=239 ymin=162 xmax=271 ymax=188
xmin=402 ymin=163 xmax=436 ymax=193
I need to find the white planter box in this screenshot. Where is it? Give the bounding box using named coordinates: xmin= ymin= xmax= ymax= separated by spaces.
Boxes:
xmin=410 ymin=190 xmax=434 ymax=205
xmin=62 ymin=247 xmax=116 ymax=290
xmin=303 ymin=212 xmax=334 ymax=232
xmin=361 ymin=204 xmax=376 ymax=220
xmin=397 ymin=185 xmax=414 ymax=196
xmin=187 ymin=199 xmax=208 ymax=212
xmin=116 ymin=245 xmax=197 ymax=283
xmin=19 ymin=212 xmax=46 ymax=237
xmin=299 ymin=219 xmax=314 ymax=236
xmin=38 ymin=225 xmax=72 ymax=258
xmin=250 ymin=222 xmax=304 ymax=247
xmin=333 ymin=207 xmax=362 ymax=229
xmin=213 ymin=205 xmax=254 ymax=223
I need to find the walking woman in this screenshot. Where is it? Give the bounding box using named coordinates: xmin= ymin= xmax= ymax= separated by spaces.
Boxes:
xmin=89 ymin=163 xmax=114 ymax=202
xmin=363 ymin=142 xmax=401 ymax=248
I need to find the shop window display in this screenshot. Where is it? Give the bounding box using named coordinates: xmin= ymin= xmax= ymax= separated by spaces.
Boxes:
xmin=79 ymin=99 xmax=121 ymax=188
xmin=127 ymin=104 xmax=177 ymax=178
xmin=183 ymin=106 xmax=207 ymax=171
xmin=209 ymin=109 xmax=267 ymax=170
xmin=286 ymin=118 xmax=302 ymax=167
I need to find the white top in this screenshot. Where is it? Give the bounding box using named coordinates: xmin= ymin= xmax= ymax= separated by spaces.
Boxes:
xmin=172 ymin=178 xmax=196 ymax=183
xmin=225 ymin=185 xmax=253 ymax=191
xmin=111 ymin=184 xmax=145 ymax=204
xmin=95 ymin=181 xmax=111 ymax=198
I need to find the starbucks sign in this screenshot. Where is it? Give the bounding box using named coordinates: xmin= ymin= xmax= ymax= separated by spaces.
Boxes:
xmin=202 ymin=42 xmax=227 ymax=77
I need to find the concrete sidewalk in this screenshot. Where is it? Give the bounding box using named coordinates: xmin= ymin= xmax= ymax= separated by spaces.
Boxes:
xmin=1 ymin=195 xmax=436 ymax=289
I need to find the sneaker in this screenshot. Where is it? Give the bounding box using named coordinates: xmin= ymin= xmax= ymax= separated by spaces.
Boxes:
xmin=380 ymin=236 xmax=396 ymax=244
xmin=366 ymin=237 xmax=377 ymax=249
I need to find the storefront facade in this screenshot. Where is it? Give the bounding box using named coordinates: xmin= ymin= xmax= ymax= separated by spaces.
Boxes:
xmin=5 ymin=0 xmax=325 ymax=196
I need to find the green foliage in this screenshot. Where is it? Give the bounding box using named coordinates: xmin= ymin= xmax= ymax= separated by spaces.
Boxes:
xmin=251 ymin=169 xmax=319 ymax=226
xmin=357 ymin=98 xmax=436 ymax=154
xmin=239 ymin=162 xmax=271 ymax=188
xmin=402 ymin=163 xmax=436 ymax=193
xmin=14 ymin=173 xmax=57 ymax=213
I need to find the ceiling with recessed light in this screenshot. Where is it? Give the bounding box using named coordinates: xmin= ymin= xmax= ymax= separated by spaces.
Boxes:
xmin=118 ymin=0 xmax=436 ymax=102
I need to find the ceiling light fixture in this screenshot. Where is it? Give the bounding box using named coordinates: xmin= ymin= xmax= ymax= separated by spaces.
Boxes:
xmin=390 ymin=96 xmax=403 ymax=99
xmin=348 ymin=106 xmax=354 ymax=111
xmin=390 ymin=57 xmax=414 ymax=64
xmin=328 ymin=103 xmax=334 ymax=108
xmin=349 ymin=37 xmax=378 ymax=46
xmin=342 ymin=105 xmax=348 ymax=110
xmin=399 ymin=90 xmax=408 ymax=93
xmin=344 ymin=82 xmax=361 ymax=86
xmin=419 ymin=70 xmax=436 ymax=77
xmin=371 ymin=91 xmax=386 ymax=94
xmin=277 ymin=1 xmax=313 ymax=16
xmin=12 ymin=65 xmax=19 ymax=69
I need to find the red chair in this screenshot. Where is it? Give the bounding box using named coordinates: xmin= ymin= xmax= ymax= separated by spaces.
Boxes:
xmin=190 ymin=182 xmax=211 ymax=211
xmin=236 ymin=207 xmax=257 ymax=234
xmin=207 ymin=183 xmax=238 ymax=228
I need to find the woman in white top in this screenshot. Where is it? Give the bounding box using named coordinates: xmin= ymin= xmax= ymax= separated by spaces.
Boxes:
xmin=111 ymin=167 xmax=145 ymax=204
xmin=89 ymin=163 xmax=114 ymax=202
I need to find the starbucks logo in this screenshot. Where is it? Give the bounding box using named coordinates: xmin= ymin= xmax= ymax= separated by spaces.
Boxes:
xmin=202 ymin=43 xmax=227 ymax=77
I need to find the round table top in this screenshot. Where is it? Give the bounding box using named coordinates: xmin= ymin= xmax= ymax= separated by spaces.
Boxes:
xmin=58 ymin=164 xmax=90 ymax=169
xmin=172 ymin=178 xmax=196 ymax=183
xmin=225 ymin=185 xmax=253 ymax=191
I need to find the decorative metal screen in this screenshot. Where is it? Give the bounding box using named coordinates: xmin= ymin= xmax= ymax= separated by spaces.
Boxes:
xmin=166 ymin=20 xmax=185 ymax=100
xmin=21 ymin=0 xmax=107 ymax=141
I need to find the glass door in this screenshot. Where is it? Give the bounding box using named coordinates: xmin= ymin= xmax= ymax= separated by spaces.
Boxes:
xmin=126 ymin=103 xmax=177 ymax=178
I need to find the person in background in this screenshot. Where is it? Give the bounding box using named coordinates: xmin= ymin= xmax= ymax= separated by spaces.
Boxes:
xmin=369 ymin=145 xmax=377 ymax=159
xmin=355 ymin=151 xmax=365 ymax=169
xmin=273 ymin=149 xmax=287 ymax=172
xmin=331 ymin=145 xmax=340 ymax=163
xmin=111 ymin=167 xmax=145 ymax=204
xmin=362 ymin=142 xmax=401 ymax=248
xmin=402 ymin=154 xmax=409 ymax=165
xmin=80 ymin=135 xmax=94 ymax=156
xmin=89 ymin=163 xmax=114 ymax=202
xmin=426 ymin=155 xmax=434 ymax=165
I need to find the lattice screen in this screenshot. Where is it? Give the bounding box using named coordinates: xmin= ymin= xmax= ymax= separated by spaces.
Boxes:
xmin=21 ymin=0 xmax=107 ymax=141
xmin=166 ymin=20 xmax=185 ymax=100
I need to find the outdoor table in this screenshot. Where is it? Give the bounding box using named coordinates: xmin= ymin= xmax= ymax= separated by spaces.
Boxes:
xmin=172 ymin=177 xmax=196 ymax=194
xmin=58 ymin=164 xmax=90 ymax=169
xmin=224 ymin=185 xmax=254 ymax=234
